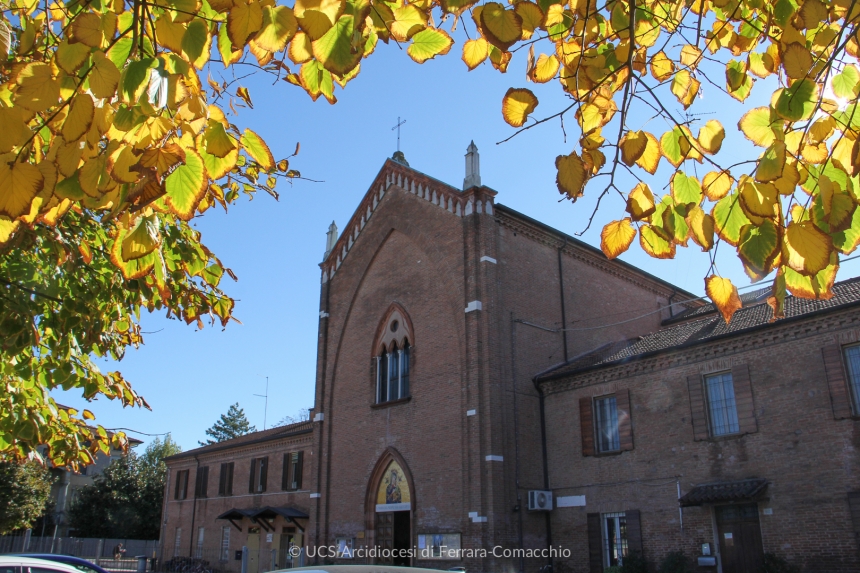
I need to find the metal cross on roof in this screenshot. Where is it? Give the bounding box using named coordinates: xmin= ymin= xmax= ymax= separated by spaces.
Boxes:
xmin=392 ymin=117 xmax=406 ymax=152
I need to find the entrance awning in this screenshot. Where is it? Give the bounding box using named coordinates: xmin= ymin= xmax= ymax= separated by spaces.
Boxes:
xmin=216 ymin=507 xmax=310 ymax=533
xmin=679 ymin=478 xmax=768 ymax=507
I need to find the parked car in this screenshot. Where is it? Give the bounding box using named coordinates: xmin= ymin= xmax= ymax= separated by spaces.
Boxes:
xmin=10 ymin=555 xmax=111 ymax=573
xmin=0 ymin=556 xmax=99 ymax=573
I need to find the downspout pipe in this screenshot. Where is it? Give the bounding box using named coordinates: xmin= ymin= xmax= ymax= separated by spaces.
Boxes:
xmin=188 ymin=455 xmax=200 ymax=557
xmin=533 ymin=375 xmax=553 ymax=569
xmin=557 ymin=238 xmax=569 ymax=362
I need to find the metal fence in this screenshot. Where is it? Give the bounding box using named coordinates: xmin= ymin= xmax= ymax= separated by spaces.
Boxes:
xmin=0 ymin=534 xmax=159 ymax=571
xmin=155 ymin=547 xmax=306 ymax=573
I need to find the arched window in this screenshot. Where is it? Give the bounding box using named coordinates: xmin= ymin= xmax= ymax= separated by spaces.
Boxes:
xmin=377 ymin=341 xmax=410 ymax=403
xmin=373 ymin=304 xmax=413 ymax=405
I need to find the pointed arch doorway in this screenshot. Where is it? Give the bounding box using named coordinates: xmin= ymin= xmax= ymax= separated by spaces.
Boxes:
xmin=366 ymin=450 xmax=414 ymax=566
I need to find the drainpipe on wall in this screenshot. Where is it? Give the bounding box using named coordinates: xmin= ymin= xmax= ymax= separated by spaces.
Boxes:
xmin=510 ymin=316 xmax=525 ymax=573
xmin=557 ymin=237 xmax=569 ymax=362
xmin=188 ymin=456 xmax=200 ymax=557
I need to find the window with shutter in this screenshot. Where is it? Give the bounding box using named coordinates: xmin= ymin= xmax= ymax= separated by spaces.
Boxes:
xmin=293 ymin=451 xmax=303 ymax=489
xmin=195 ymin=466 xmax=209 ymax=498
xmin=259 ymin=456 xmax=268 ymax=492
xmin=225 ymin=462 xmax=233 ymax=495
xmin=705 ymin=372 xmax=740 ymax=436
xmin=282 ymin=453 xmax=290 ymax=491
xmin=687 ymin=374 xmax=710 ymax=441
xmin=834 ymin=344 xmax=860 ymax=418
xmin=580 ymin=397 xmax=595 ymax=456
xmin=594 ymin=395 xmax=620 ymax=453
xmin=175 ymin=470 xmax=189 ymax=500
xmin=248 ymin=459 xmax=257 ymax=494
xmin=616 ymin=389 xmax=634 ymax=452
xmin=219 ymin=463 xmax=228 ymax=496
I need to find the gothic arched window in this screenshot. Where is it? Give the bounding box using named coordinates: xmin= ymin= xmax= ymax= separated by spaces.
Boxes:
xmin=374 ymin=305 xmax=413 ymax=404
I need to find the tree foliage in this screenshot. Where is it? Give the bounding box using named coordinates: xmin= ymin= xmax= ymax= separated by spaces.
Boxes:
xmin=67 ymin=434 xmax=180 ymax=539
xmin=199 ymin=402 xmax=255 ymax=444
xmin=2 ymin=0 xmax=860 ymax=461
xmin=0 ymin=460 xmax=54 ymax=534
xmin=274 ymin=406 xmax=310 ymax=427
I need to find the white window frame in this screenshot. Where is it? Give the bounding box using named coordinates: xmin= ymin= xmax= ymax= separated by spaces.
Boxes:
xmin=173 ymin=527 xmax=182 ymax=558
xmin=602 ymin=512 xmax=627 ymax=567
xmin=704 ymin=371 xmax=740 ymax=436
xmin=594 ymin=395 xmax=620 ymax=453
xmin=220 ymin=526 xmax=230 ymax=561
xmin=195 ymin=527 xmax=204 ymax=558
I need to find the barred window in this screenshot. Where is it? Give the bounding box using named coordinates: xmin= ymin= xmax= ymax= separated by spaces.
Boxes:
xmin=705 ymin=372 xmax=740 ymax=436
xmin=842 ymin=345 xmax=860 ymax=414
xmin=602 ymin=512 xmax=628 ymax=567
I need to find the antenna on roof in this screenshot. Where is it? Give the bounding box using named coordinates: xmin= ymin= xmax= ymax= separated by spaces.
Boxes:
xmin=254 ymin=375 xmax=269 ymax=430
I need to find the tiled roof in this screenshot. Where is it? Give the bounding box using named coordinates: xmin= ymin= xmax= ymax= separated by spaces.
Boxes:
xmin=662 ymin=286 xmax=770 ymax=325
xmin=536 ymin=277 xmax=860 ymax=382
xmin=165 ymin=420 xmax=313 ymax=461
xmin=679 ymin=478 xmax=768 ymax=507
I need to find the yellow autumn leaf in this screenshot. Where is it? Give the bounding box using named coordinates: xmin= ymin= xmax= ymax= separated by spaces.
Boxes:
xmin=15 ymin=63 xmax=60 ymax=112
xmin=480 ymin=2 xmax=523 ymax=51
xmin=620 ymin=131 xmax=647 ymax=166
xmin=600 ymin=218 xmax=636 ymax=259
xmin=702 ymin=171 xmax=734 ymax=201
xmin=697 ymin=120 xmax=725 ymax=154
xmin=783 ymin=42 xmax=813 ymax=79
xmin=515 ymin=1 xmax=544 ymax=40
xmin=740 ymin=180 xmax=779 ymax=218
xmin=625 ymin=182 xmax=655 ymax=221
xmin=530 ymin=54 xmax=559 ymax=83
xmin=229 ymin=0 xmax=264 ymax=49
xmin=705 ymin=275 xmax=742 ymax=323
xmin=462 ymin=38 xmax=489 ymax=70
xmin=89 ymin=52 xmax=121 ymax=99
xmin=62 ymin=93 xmax=95 ymax=143
xmin=756 ymin=141 xmax=786 ymax=182
xmin=253 ymin=6 xmax=298 ymax=53
xmin=635 ymin=132 xmax=661 ymax=174
xmin=639 ymin=224 xmax=675 ymax=259
xmin=555 ymin=151 xmax=586 ymax=199
xmin=289 ymin=31 xmax=313 ymax=63
xmin=671 ymin=69 xmax=699 ymax=108
xmin=71 ymin=12 xmax=103 ymax=48
xmin=0 ymin=162 xmax=44 ymax=219
xmin=783 ymin=220 xmax=833 ymax=276
xmin=650 ymin=51 xmax=674 ymax=81
xmin=502 ymin=87 xmax=538 ymax=128
xmin=680 ymin=44 xmax=702 ymax=69
xmin=686 ymin=205 xmax=715 ymax=251
xmin=0 ymin=107 xmax=30 ymax=153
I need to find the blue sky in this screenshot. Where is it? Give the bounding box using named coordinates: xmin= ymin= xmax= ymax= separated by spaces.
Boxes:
xmin=55 ymin=29 xmax=860 ymax=452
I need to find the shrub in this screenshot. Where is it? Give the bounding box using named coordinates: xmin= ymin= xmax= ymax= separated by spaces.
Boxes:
xmin=759 ymin=553 xmax=800 ymax=573
xmin=621 ymin=551 xmax=650 ymax=573
xmin=658 ymin=551 xmax=691 ymax=573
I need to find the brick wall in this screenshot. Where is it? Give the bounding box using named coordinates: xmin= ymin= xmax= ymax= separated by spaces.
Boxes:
xmin=542 ymin=308 xmax=860 ymax=573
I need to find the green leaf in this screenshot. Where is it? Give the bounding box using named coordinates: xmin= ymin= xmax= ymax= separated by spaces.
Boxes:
xmin=407 ymin=28 xmax=454 ymax=64
xmin=712 ymin=191 xmax=752 ymax=246
xmin=312 ymin=15 xmax=361 ymax=76
xmin=120 ymin=58 xmax=154 ymax=103
xmin=164 ymin=148 xmax=207 ymax=220
xmin=832 ymin=65 xmax=860 ymax=100
xmin=254 ymin=5 xmax=298 ymax=53
xmin=240 ymin=128 xmax=274 ymax=171
xmin=670 ymin=172 xmax=702 ymax=205
xmin=181 ymin=19 xmax=210 ymax=68
xmin=106 ymin=37 xmax=133 ymax=71
xmin=774 ymin=79 xmax=818 ymax=122
xmin=738 ymin=220 xmax=779 ymax=274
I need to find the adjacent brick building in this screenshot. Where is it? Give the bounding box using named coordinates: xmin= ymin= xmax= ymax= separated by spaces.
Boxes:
xmin=163 ymin=146 xmax=860 ymax=573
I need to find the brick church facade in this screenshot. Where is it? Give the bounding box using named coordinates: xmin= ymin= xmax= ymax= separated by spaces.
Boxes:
xmin=162 ymin=147 xmax=860 ymax=573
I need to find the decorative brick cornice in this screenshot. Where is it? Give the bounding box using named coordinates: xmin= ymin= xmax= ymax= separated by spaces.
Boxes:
xmin=541 ymin=307 xmax=860 ymax=395
xmin=495 ymin=208 xmax=697 ymax=306
xmin=320 ymin=159 xmax=497 ymax=284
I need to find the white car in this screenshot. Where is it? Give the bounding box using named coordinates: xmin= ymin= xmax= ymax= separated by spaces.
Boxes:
xmin=0 ymin=556 xmax=95 ymax=573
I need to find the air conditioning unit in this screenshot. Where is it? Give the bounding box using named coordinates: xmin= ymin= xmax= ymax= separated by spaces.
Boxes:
xmin=528 ymin=490 xmax=553 ymax=511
